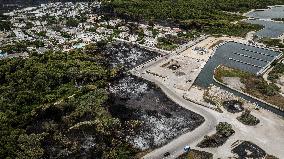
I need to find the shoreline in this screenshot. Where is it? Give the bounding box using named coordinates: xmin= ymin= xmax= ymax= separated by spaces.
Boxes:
xmin=243 ymin=5 xmax=284 ymax=17
xmin=242 ymin=9 xmax=255 ymax=17
xmin=242 ymin=5 xmax=284 ymax=40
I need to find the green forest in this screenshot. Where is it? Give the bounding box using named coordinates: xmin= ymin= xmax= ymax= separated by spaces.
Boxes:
xmin=103 ymin=0 xmax=284 ymax=20
xmin=102 ymin=0 xmax=284 ymax=36
xmin=0 ymin=15 xmax=12 ymax=31
xmin=0 ymin=46 xmax=139 ymax=158
xmin=1 ymin=0 xmax=284 ymax=158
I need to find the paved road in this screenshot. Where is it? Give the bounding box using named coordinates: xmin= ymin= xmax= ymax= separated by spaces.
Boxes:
xmin=129 ymin=37 xmax=284 ymax=159
xmin=143 ymin=77 xmax=217 ymax=159
xmin=130 ymin=46 xmax=284 ymax=159
xmin=130 ymin=56 xmax=219 ymax=159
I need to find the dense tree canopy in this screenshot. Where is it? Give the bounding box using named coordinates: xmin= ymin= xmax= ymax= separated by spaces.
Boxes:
xmin=0 ymin=48 xmax=138 ymax=158
xmin=1 ymin=0 xmax=283 ymax=158
xmin=0 ymin=40 xmax=45 ymax=54
xmin=103 ymin=0 xmax=284 ymax=20
xmin=102 ymin=0 xmax=283 ymax=36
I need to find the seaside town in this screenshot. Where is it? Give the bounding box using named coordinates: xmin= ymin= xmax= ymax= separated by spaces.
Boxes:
xmin=0 ymin=2 xmax=195 ymax=59
xmin=1 ymin=1 xmax=284 ymax=159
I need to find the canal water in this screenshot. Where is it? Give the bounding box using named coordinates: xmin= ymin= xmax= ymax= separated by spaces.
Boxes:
xmin=245 ymin=5 xmax=284 ymax=38
xmin=246 ymin=6 xmax=284 ymax=19
xmin=246 ymin=19 xmax=284 ymax=38
xmin=194 ymin=42 xmax=284 ymax=116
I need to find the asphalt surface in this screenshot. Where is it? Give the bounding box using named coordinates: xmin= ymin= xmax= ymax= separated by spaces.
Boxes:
xmin=130 ymin=56 xmax=218 ymax=159
xmin=130 ymin=51 xmax=284 ymax=159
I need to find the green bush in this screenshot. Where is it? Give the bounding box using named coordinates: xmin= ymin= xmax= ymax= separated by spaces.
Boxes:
xmin=268 ymin=63 xmax=284 ymax=82
xmin=216 ymin=122 xmax=234 ymax=137
xmin=260 ymin=38 xmax=284 ymax=48
xmin=237 ymin=109 xmax=260 ymax=126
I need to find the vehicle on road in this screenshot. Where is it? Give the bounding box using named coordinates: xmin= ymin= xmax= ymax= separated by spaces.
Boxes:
xmin=184 ymin=145 xmax=191 ymax=152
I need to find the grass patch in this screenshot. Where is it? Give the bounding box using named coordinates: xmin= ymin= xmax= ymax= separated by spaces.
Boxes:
xmin=157 ymin=42 xmax=178 ymax=51
xmin=265 ymin=155 xmax=279 ymax=159
xmin=156 ymin=36 xmax=184 ymax=51
xmin=214 ymin=65 xmax=250 ymax=83
xmin=215 ymin=65 xmax=284 ymax=109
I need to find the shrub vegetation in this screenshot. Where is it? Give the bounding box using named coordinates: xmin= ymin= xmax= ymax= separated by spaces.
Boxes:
xmin=237 ymin=109 xmax=260 ymax=126
xmin=215 ymin=66 xmax=284 ymax=108
xmin=197 ymin=122 xmax=234 ymax=148
xmin=0 ymin=46 xmax=139 ymax=158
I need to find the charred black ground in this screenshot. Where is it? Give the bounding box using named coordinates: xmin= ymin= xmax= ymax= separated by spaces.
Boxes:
xmin=105 ymin=43 xmax=204 ymax=150
xmin=108 ymin=74 xmax=204 ymax=149
xmin=232 ymin=141 xmax=266 ymax=158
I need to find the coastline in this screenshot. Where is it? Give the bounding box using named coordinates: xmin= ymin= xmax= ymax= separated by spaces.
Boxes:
xmin=244 ymin=5 xmax=284 ymax=17
xmin=242 ymin=5 xmax=284 ymax=40
xmin=242 ymin=9 xmax=255 ymax=17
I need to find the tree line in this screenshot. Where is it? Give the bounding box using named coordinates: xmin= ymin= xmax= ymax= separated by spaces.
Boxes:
xmin=101 ymin=0 xmax=283 ymax=36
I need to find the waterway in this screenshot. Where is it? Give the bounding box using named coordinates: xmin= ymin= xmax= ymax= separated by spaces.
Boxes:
xmin=245 ymin=5 xmax=284 ymax=38
xmin=194 ymin=42 xmax=284 ymax=116
xmin=246 ymin=19 xmax=284 ymax=38
xmin=246 ymin=6 xmax=284 ymax=19
xmin=194 ymin=6 xmax=284 ymax=116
